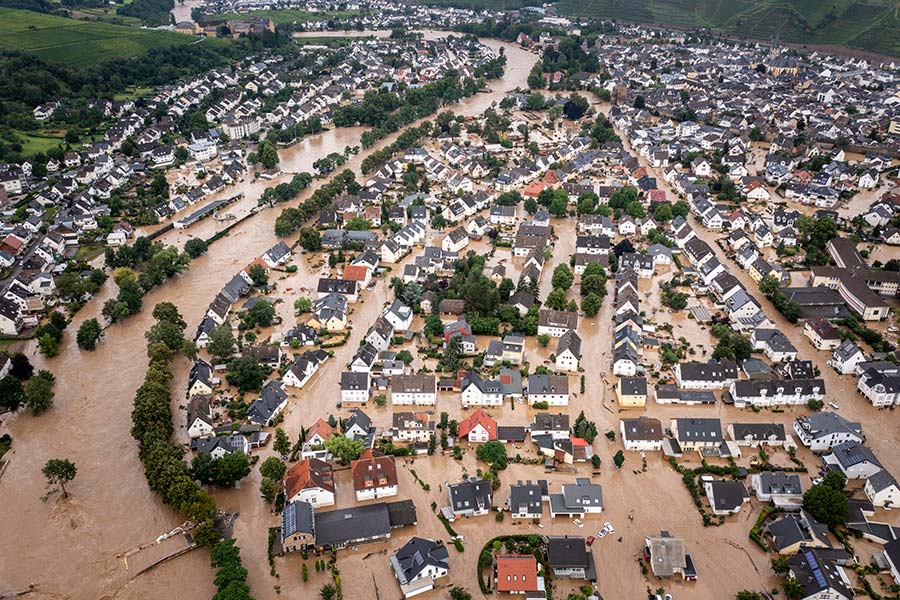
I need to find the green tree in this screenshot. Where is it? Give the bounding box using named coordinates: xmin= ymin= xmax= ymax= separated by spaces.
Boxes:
xmin=244 ymin=299 xmax=275 ymax=328
xmin=208 ymin=325 xmax=236 ymax=360
xmin=759 ymin=274 xmax=780 ymax=296
xmin=582 ymin=293 xmax=603 ymax=317
xmin=248 ymin=264 xmax=268 ymax=287
xmin=537 ymin=334 xmax=551 ymax=347
xmin=273 ymin=428 xmax=291 ymax=458
xmin=260 ymin=476 xmax=279 ymax=504
xmin=581 ymin=273 xmax=606 ymax=297
xmin=294 ymin=297 xmax=312 ymax=314
xmin=524 ymin=197 xmax=538 ymax=215
xmin=475 ymin=441 xmax=508 ymax=469
xmin=320 ymin=583 xmax=337 ymax=600
xmin=653 ymin=203 xmax=673 ymax=222
xmin=257 ymin=140 xmax=279 ymax=170
xmin=613 ymin=450 xmax=625 ymax=469
xmin=185 ymin=238 xmax=208 ymax=259
xmin=449 ymin=587 xmax=472 ymax=600
xmin=572 ymin=411 xmax=598 ymax=443
xmin=549 ymin=195 xmax=568 ymax=217
xmin=0 ymin=376 xmax=25 ymax=412
xmin=545 ymin=288 xmax=568 ymax=310
xmin=551 ymin=264 xmax=574 ymax=291
xmin=145 ymin=320 xmax=185 ymax=352
xmin=324 ymin=435 xmax=364 ymax=465
xmin=259 ymin=456 xmax=286 ymax=480
xmin=37 ymin=334 xmax=60 ymax=357
xmin=42 ymin=458 xmax=77 ymax=499
xmin=770 ymin=555 xmax=791 ymax=574
xmin=225 ymin=356 xmax=270 ymax=393
xmin=76 ymin=318 xmax=103 ymax=351
xmin=781 ymin=579 xmax=804 ymax=600
xmin=214 ymin=452 xmax=251 ymax=488
xmin=802 ymin=471 xmax=848 ymax=528
xmin=25 ymin=371 xmax=55 ymax=415
xmin=299 ymin=227 xmax=322 ymax=251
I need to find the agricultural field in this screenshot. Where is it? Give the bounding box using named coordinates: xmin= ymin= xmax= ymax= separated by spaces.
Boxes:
xmin=556 ymin=0 xmax=900 ymax=56
xmin=0 ymin=8 xmax=193 ymax=67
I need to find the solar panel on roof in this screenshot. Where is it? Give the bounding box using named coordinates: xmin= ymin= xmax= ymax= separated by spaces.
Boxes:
xmin=806 ymin=551 xmax=828 ymax=589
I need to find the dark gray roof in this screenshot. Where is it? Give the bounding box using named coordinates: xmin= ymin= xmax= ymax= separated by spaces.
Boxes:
xmin=281 ymin=500 xmax=314 ymax=541
xmin=829 ymin=441 xmax=881 ymax=469
xmin=789 ymin=548 xmax=852 ymax=599
xmin=757 ymin=471 xmax=802 ymax=495
xmin=675 ymin=418 xmax=723 ymax=442
xmin=547 ymin=536 xmax=595 ymax=577
xmin=449 ymin=478 xmax=492 ymax=513
xmin=391 ymin=537 xmax=449 ymax=584
xmin=706 ymin=480 xmax=749 ymax=511
xmin=248 ymin=381 xmax=287 ymax=425
xmin=314 ymin=503 xmax=392 ymax=547
xmin=509 ymin=480 xmax=544 ymax=515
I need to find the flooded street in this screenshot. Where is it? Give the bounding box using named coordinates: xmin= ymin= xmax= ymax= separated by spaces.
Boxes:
xmin=0 ymin=36 xmax=536 ymax=600
xmin=5 ymin=29 xmax=894 ymax=600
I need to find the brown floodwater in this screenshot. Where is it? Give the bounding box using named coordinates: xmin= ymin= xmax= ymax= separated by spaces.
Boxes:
xmin=0 ymin=36 xmax=536 ymax=600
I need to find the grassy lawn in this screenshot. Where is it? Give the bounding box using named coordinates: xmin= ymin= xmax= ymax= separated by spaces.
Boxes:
xmin=0 ymin=8 xmax=194 ymax=66
xmin=75 ymin=243 xmax=106 ymax=263
xmin=14 ymin=131 xmax=65 ymax=155
xmin=113 ymin=86 xmax=154 ymax=100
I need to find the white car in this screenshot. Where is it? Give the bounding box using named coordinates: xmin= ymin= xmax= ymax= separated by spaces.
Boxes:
xmin=573 ymin=518 xmax=584 ymax=528
xmin=604 ymin=521 xmax=615 ymax=534
xmin=597 ymin=527 xmax=608 ymax=538
xmin=828 ymin=402 xmax=839 ymax=409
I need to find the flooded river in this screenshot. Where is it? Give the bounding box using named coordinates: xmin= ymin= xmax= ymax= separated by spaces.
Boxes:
xmin=0 ymin=35 xmax=536 ymax=600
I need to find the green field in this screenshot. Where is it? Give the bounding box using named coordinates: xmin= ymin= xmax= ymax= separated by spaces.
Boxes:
xmin=0 ymin=8 xmax=194 ymax=66
xmin=216 ymin=9 xmax=360 ymax=24
xmin=555 ymin=0 xmax=900 ymax=57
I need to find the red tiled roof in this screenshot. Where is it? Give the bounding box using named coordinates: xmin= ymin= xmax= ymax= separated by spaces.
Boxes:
xmin=350 ymin=450 xmax=398 ymax=492
xmin=496 ymin=554 xmax=539 ymax=592
xmin=342 ymin=265 xmax=369 ymax=282
xmin=458 ymin=408 xmax=497 ymax=440
xmin=284 ymin=458 xmax=335 ymax=500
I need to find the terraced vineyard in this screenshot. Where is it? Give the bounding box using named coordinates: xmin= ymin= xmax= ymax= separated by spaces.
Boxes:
xmin=555 ymin=0 xmax=900 ymax=57
xmin=0 ymin=8 xmax=193 ymax=66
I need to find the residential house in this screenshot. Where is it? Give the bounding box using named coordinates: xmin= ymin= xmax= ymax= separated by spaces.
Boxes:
xmin=751 ymin=471 xmax=803 ymax=509
xmin=391 ymin=374 xmax=437 ymax=406
xmin=644 ymin=532 xmax=697 ymax=580
xmin=458 ymin=409 xmax=498 ymax=443
xmin=351 ymin=450 xmax=399 ymax=501
xmin=620 ymin=417 xmax=663 ymax=452
xmin=284 ymin=458 xmax=335 ymax=508
xmin=390 ymin=537 xmax=450 ymax=599
xmin=447 ymin=477 xmax=492 ymax=519
xmin=794 ymin=413 xmax=864 ymax=452
xmin=703 ymin=479 xmax=750 ymax=515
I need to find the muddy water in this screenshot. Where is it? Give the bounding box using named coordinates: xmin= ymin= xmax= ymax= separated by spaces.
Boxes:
xmin=0 ymin=36 xmax=535 ymax=600
xmin=144 ymin=31 xmax=534 ymax=249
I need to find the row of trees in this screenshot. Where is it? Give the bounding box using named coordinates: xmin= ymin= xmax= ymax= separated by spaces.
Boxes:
xmin=274 ymin=170 xmax=358 ymax=237
xmin=259 ymin=172 xmax=313 ymax=206
xmin=352 ymin=71 xmax=484 ymax=150
xmin=129 ymin=302 xmax=219 ymax=546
